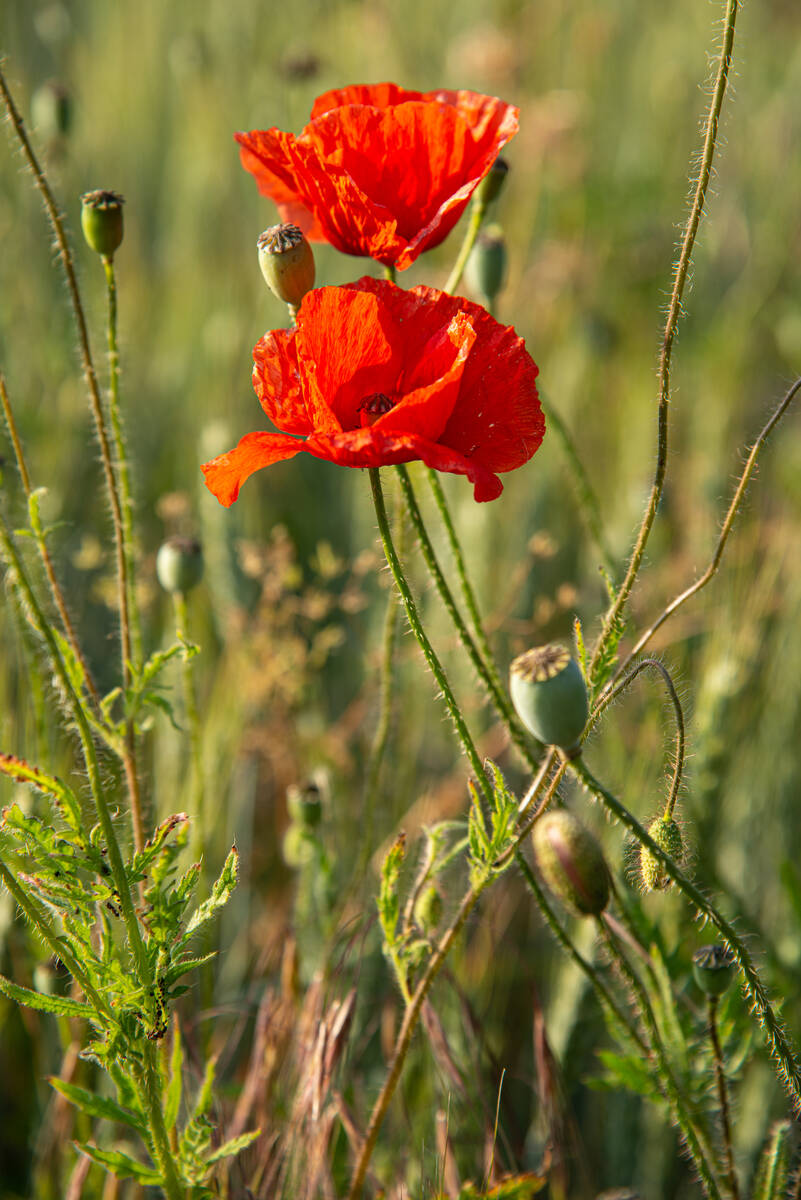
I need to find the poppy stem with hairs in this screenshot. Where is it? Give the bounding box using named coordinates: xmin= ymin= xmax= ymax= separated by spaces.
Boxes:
xmin=368 ymin=467 xmax=493 ymax=806
xmin=444 ymin=198 xmax=488 ymax=296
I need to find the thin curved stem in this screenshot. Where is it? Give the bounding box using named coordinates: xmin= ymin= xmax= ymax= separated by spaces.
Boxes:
xmin=607 ymin=375 xmax=801 ymax=686
xmin=359 ymin=564 xmax=400 ymax=874
xmin=368 ymin=468 xmax=492 ymax=805
xmin=599 ymin=917 xmax=723 ymax=1199
xmin=0 ymin=374 xmax=101 ymax=707
xmin=591 ymin=657 xmax=685 ymax=820
xmin=707 ymin=995 xmax=741 ymax=1200
xmin=589 ymin=0 xmax=740 ymax=677
xmin=571 ymin=757 xmax=801 ymax=1114
xmin=396 ymin=465 xmax=538 ymax=771
xmin=445 ymin=200 xmax=487 ymax=295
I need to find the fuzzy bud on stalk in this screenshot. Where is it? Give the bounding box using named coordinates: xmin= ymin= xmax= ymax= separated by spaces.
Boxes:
xmin=80 ymin=189 xmax=124 ymax=258
xmin=510 ymin=644 xmax=589 ymax=755
xmin=532 ymin=809 xmax=610 ymax=917
xmin=692 ymin=944 xmax=736 ymax=997
xmin=639 ymin=816 xmax=683 ymax=891
xmin=414 ymin=884 xmax=444 ymax=934
xmin=465 ymin=224 xmax=507 ymax=304
xmin=156 ymin=537 xmax=203 ymax=595
xmin=257 ymin=223 xmax=315 ymax=308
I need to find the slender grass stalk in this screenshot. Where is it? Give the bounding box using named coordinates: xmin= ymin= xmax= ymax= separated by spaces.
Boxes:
xmin=0 ymin=373 xmax=101 ymax=707
xmin=570 ymin=757 xmax=801 ymax=1113
xmin=591 ymin=658 xmax=685 ymax=820
xmin=589 ymin=0 xmax=740 ymax=676
xmin=599 ymin=917 xmax=723 ymax=1199
xmin=172 ymin=591 xmax=204 ymax=860
xmin=445 ymin=200 xmax=487 ymax=295
xmin=606 ymin=375 xmax=801 ymax=687
xmin=0 ymin=68 xmax=145 ymax=853
xmin=707 ymin=995 xmax=741 ymax=1200
xmin=396 ymin=465 xmax=538 ymax=770
xmin=368 ymin=467 xmax=492 ymax=805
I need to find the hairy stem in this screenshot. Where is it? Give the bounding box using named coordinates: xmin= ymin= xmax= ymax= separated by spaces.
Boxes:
xmin=138 ymin=1044 xmax=185 ymax=1200
xmin=589 ymin=0 xmax=740 ymax=676
xmin=369 ymin=468 xmax=492 ymax=805
xmin=707 ymin=996 xmax=740 ymax=1200
xmin=571 ymin=757 xmax=801 ymax=1113
xmin=172 ymin=591 xmax=204 ymax=861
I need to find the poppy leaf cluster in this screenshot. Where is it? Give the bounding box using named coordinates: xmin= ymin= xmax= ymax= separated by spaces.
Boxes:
xmin=201 ymin=278 xmax=543 ymax=505
xmin=236 ymin=83 xmax=519 ymax=269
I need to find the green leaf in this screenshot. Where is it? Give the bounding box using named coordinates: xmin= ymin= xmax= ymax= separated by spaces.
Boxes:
xmin=574 ymin=615 xmax=588 ymax=683
xmin=378 ymin=832 xmax=406 ymax=946
xmin=753 ymin=1120 xmax=793 ymax=1200
xmin=165 ymin=1022 xmax=183 ymax=1132
xmin=205 ymin=1128 xmax=260 ymax=1164
xmin=0 ymin=753 xmax=82 ymax=831
xmin=49 ymin=1078 xmax=145 ymax=1133
xmin=76 ymin=1142 xmax=162 ymax=1185
xmin=0 ymin=973 xmax=95 ymax=1019
xmin=165 ymin=952 xmax=216 ymax=989
xmin=179 ymin=847 xmax=238 ymax=944
xmin=592 ymin=1050 xmax=660 ymax=1099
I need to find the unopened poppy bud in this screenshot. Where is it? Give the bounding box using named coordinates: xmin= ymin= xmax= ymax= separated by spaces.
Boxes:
xmin=156 ymin=537 xmax=203 ymax=595
xmin=472 ymin=157 xmax=509 ymax=210
xmin=465 ymin=224 xmax=507 ymax=303
xmin=692 ymin=944 xmax=736 ymax=997
xmin=639 ymin=816 xmax=683 ymax=891
xmin=80 ymin=189 xmax=125 ymax=258
xmin=533 ymin=810 xmax=610 ymax=917
xmin=282 ymin=823 xmax=315 ymax=869
xmin=414 ymin=884 xmax=444 ymax=934
xmin=286 ymin=780 xmax=323 ymax=829
xmin=31 ymin=80 xmax=71 ymax=139
xmin=257 ymin=223 xmax=315 ymax=308
xmin=510 ymin=644 xmax=589 ymax=755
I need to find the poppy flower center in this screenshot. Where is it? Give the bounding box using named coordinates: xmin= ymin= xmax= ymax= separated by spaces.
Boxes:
xmin=358 ymin=391 xmax=395 ymax=427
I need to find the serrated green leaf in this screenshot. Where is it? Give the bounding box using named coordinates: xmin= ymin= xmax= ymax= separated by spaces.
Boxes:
xmin=165 ymin=952 xmax=216 ymax=989
xmin=205 ymin=1128 xmax=260 ymax=1164
xmin=49 ymin=1078 xmax=145 ymax=1132
xmin=0 ymin=973 xmax=95 ymax=1019
xmin=0 ymin=754 xmax=82 ymax=831
xmin=165 ymin=1021 xmax=183 ymax=1132
xmin=378 ymin=832 xmax=405 ymax=945
xmin=180 ymin=847 xmax=238 ymax=944
xmin=574 ymin=615 xmax=588 ymax=682
xmin=76 ymin=1142 xmax=162 ymax=1185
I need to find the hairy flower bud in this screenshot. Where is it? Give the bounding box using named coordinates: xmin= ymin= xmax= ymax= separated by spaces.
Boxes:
xmin=414 ymin=884 xmax=444 ymax=934
xmin=80 ymin=189 xmax=124 ymax=258
xmin=510 ymin=644 xmax=589 ymax=755
xmin=639 ymin=816 xmax=683 ymax=891
xmin=257 ymin=223 xmax=315 ymax=308
xmin=472 ymin=157 xmax=509 ymax=210
xmin=533 ymin=809 xmax=610 ymax=917
xmin=692 ymin=944 xmax=736 ymax=997
xmin=465 ymin=224 xmax=507 ymax=304
xmin=286 ymin=780 xmax=323 ymax=829
xmin=156 ymin=537 xmax=203 ymax=595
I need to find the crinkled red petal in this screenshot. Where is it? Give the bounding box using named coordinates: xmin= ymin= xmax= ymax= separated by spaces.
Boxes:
xmin=251 ymin=328 xmax=312 ymax=434
xmin=201 ymin=432 xmax=304 ymax=507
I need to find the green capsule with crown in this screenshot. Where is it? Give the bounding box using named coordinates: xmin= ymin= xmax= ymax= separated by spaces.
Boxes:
xmin=156 ymin=537 xmax=203 ymax=595
xmin=257 ymin=223 xmax=315 ymax=309
xmin=510 ymin=643 xmax=589 ymax=755
xmin=692 ymin=944 xmax=736 ymax=997
xmin=81 ymin=189 xmax=124 ymax=259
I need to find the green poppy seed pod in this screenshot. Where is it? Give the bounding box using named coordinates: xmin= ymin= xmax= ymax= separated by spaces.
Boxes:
xmin=257 ymin=223 xmax=315 ymax=308
xmin=639 ymin=816 xmax=683 ymax=891
xmin=31 ymin=80 xmax=71 ymax=139
xmin=413 ymin=884 xmax=444 ymax=934
xmin=286 ymin=780 xmax=323 ymax=829
xmin=510 ymin=644 xmax=589 ymax=755
xmin=692 ymin=944 xmax=736 ymax=997
xmin=472 ymin=157 xmax=509 ymax=210
xmin=80 ymin=190 xmax=125 ymax=258
xmin=465 ymin=224 xmax=507 ymax=303
xmin=156 ymin=537 xmax=203 ymax=595
xmin=532 ymin=809 xmax=610 ymax=917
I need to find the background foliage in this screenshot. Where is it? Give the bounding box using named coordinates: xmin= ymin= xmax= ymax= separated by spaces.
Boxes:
xmin=2 ymin=0 xmax=801 ymax=1196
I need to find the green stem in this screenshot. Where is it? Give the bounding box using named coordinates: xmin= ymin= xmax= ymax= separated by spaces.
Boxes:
xmin=383 ymin=263 xmax=396 ymax=283
xmin=359 ymin=566 xmax=400 ymax=874
xmin=172 ymin=592 xmax=204 ymax=861
xmin=589 ymin=0 xmax=739 ymax=677
xmin=599 ymin=917 xmax=723 ymax=1199
xmin=707 ymin=996 xmax=740 ymax=1200
xmin=571 ymin=757 xmax=801 ymax=1114
xmin=102 ymin=255 xmax=142 ymax=673
xmin=396 ymin=465 xmax=537 ymax=771
xmin=445 ymin=201 xmax=486 ymax=295
xmin=368 ymin=468 xmax=492 ymax=806
xmin=515 ymin=850 xmax=646 ymax=1053
xmin=139 ymin=1043 xmax=184 ymax=1200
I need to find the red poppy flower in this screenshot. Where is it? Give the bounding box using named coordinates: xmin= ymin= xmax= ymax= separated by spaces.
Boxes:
xmin=201 ymin=278 xmax=543 ymax=505
xmin=236 ymin=83 xmax=518 ymax=270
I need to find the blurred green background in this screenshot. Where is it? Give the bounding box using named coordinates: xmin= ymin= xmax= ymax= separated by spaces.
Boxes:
xmin=2 ymin=0 xmax=801 ymax=1196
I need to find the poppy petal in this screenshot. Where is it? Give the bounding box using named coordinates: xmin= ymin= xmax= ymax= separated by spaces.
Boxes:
xmin=201 ymin=431 xmax=304 ymax=507
xmin=252 ymin=329 xmax=313 ymax=434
